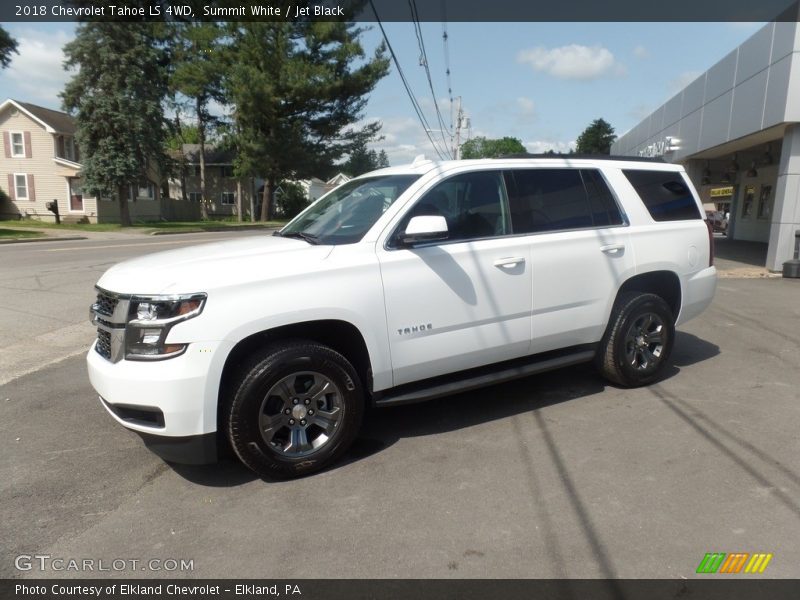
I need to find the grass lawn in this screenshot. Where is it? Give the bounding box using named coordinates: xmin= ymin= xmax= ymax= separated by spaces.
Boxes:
xmin=0 ymin=228 xmax=46 ymax=240
xmin=5 ymin=219 xmax=287 ymax=234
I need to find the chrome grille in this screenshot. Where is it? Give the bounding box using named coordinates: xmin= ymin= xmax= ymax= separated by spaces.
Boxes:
xmin=95 ymin=328 xmax=112 ymax=359
xmin=94 ymin=291 xmax=119 ymax=317
xmin=90 ymin=287 xmax=129 ymax=363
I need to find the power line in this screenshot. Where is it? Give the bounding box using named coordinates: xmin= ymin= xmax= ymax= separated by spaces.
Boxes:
xmin=441 ymin=19 xmax=454 ymax=134
xmin=369 ymin=0 xmax=449 ymax=161
xmin=408 ymin=0 xmax=453 ymax=157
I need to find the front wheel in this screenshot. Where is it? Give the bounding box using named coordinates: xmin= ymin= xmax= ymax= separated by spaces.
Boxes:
xmin=225 ymin=341 xmax=364 ymax=479
xmin=597 ymin=292 xmax=675 ymax=387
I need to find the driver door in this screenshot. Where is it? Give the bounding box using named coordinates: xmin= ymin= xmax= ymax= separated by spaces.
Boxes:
xmin=377 ymin=170 xmax=533 ymax=386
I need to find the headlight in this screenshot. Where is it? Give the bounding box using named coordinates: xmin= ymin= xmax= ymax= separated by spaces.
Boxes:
xmin=125 ymin=293 xmax=206 ymax=360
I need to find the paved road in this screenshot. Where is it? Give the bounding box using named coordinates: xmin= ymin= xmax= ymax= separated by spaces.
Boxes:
xmin=0 ymin=231 xmax=267 ymax=385
xmin=1 ymin=267 xmax=799 ymax=578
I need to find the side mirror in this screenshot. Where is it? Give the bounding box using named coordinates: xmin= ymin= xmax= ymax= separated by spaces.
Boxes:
xmin=400 ymin=215 xmax=449 ymax=246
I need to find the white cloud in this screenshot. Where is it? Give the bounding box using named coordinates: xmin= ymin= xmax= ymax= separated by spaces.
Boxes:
xmin=633 ymin=45 xmax=649 ymax=59
xmin=516 ymin=97 xmax=535 ymax=116
xmin=668 ymin=70 xmax=703 ymax=94
xmin=524 ymin=140 xmax=576 ymax=154
xmin=4 ymin=29 xmax=74 ymax=104
xmin=516 ymin=44 xmax=624 ymax=80
xmin=367 ymin=115 xmax=451 ymax=165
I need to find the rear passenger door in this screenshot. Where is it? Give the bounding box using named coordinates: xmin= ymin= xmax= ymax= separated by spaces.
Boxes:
xmin=504 ymin=168 xmax=637 ymax=354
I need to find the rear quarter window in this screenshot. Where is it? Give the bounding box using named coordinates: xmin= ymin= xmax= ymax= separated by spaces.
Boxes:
xmin=622 ymin=169 xmax=702 ymax=222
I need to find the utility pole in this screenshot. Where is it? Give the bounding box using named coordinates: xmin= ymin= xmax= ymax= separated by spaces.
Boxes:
xmin=454 ymin=96 xmax=463 ymax=159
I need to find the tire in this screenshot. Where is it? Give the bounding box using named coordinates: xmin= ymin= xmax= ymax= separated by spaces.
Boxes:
xmin=225 ymin=340 xmax=364 ymax=479
xmin=597 ymin=292 xmax=675 ymax=387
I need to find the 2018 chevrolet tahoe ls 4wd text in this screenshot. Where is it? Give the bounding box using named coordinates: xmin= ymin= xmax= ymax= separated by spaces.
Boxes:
xmin=88 ymin=156 xmax=717 ymax=479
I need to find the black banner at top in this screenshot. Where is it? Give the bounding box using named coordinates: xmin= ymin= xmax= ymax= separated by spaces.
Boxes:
xmin=2 ymin=0 xmax=800 ymax=23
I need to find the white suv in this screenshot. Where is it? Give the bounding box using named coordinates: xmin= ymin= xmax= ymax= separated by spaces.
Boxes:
xmin=88 ymin=156 xmax=717 ymax=478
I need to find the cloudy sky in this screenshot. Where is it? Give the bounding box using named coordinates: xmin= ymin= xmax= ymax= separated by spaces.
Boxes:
xmin=0 ymin=21 xmax=764 ymax=165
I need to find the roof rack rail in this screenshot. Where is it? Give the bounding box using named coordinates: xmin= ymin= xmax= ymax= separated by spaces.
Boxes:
xmin=496 ymin=153 xmax=667 ymax=163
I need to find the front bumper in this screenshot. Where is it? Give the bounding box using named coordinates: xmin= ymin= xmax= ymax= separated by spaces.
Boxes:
xmin=134 ymin=429 xmax=218 ymax=465
xmin=87 ymin=339 xmax=233 ymax=462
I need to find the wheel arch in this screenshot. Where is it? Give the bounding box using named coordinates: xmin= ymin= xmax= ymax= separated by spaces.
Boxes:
xmin=216 ymin=319 xmax=373 ymax=433
xmin=615 ymin=270 xmax=682 ymax=319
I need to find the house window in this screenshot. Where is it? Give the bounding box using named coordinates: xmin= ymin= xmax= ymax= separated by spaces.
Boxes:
xmin=138 ymin=182 xmax=154 ymax=200
xmin=189 ymin=192 xmax=202 ymax=202
xmin=221 ymin=192 xmax=236 ymax=205
xmin=221 ymin=165 xmax=234 ymax=178
xmin=193 ymin=165 xmax=201 ymax=177
xmin=128 ymin=181 xmax=155 ymax=201
xmin=11 ymin=132 xmax=25 ymax=157
xmin=14 ymin=174 xmax=28 ymax=200
xmin=64 ymin=137 xmax=76 ymax=162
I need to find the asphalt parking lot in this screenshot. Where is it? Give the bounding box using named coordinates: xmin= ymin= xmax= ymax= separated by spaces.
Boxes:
xmin=2 ymin=239 xmax=799 ymax=580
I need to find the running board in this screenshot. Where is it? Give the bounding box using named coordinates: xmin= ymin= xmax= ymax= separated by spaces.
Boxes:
xmin=374 ymin=349 xmax=596 ymax=407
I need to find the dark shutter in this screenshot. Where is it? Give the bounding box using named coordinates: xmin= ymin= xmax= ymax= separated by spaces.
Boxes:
xmin=7 ymin=174 xmax=15 ymax=200
xmin=23 ymin=131 xmax=32 ymax=158
xmin=27 ymin=174 xmax=35 ymax=201
xmin=2 ymin=132 xmax=10 ymax=158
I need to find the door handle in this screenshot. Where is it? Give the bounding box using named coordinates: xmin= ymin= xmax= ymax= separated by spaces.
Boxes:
xmin=600 ymin=243 xmax=625 ymax=254
xmin=493 ymin=257 xmax=525 ymax=268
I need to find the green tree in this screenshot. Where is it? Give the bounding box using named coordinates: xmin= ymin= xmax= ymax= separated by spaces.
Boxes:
xmin=0 ymin=26 xmax=18 ymax=69
xmin=575 ymin=118 xmax=616 ymax=154
xmin=377 ymin=149 xmax=390 ymax=168
xmin=460 ymin=136 xmax=526 ymax=159
xmin=342 ymin=139 xmax=388 ymax=176
xmin=61 ymin=23 xmax=170 ymax=226
xmin=165 ymin=120 xmax=201 ymax=151
xmin=275 ymin=181 xmax=309 ymax=219
xmin=225 ymin=20 xmax=389 ymax=221
xmin=171 ymin=22 xmax=226 ymax=220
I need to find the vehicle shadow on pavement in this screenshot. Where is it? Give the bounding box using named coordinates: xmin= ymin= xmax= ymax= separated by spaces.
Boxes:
xmin=171 ymin=331 xmax=719 ymax=486
xmin=361 ymin=331 xmax=719 ymax=442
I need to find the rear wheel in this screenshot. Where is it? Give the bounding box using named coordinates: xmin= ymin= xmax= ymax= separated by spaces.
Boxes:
xmin=226 ymin=340 xmax=364 ymax=479
xmin=598 ymin=292 xmax=675 ymax=387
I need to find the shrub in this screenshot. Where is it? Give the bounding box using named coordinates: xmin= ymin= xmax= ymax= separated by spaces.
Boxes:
xmin=276 ymin=181 xmax=310 ymax=219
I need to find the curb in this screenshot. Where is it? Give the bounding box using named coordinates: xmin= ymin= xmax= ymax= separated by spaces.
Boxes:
xmin=0 ymin=235 xmax=88 ymax=244
xmin=149 ymin=225 xmax=280 ymax=235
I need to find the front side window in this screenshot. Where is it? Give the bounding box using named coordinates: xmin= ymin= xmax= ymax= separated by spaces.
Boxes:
xmin=188 ymin=192 xmax=202 ymax=203
xmin=623 ymin=169 xmax=701 ymax=221
xmin=280 ymin=174 xmax=420 ymax=245
xmin=393 ymin=170 xmax=510 ymax=245
xmin=11 ymin=132 xmax=24 ymax=157
xmin=15 ymin=174 xmax=28 ymax=199
xmin=221 ymin=192 xmax=235 ymax=205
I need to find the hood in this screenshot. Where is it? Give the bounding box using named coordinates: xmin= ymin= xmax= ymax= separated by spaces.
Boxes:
xmin=97 ymin=234 xmax=334 ymax=295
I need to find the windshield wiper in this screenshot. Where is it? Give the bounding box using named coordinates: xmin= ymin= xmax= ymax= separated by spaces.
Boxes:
xmin=278 ymin=231 xmax=321 ymax=245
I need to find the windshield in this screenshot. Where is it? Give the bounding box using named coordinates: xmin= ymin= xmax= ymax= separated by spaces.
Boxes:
xmin=279 ymin=175 xmax=420 ymax=245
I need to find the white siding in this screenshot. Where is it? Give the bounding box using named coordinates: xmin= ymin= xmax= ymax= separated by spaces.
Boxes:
xmin=0 ymin=109 xmax=66 ymax=220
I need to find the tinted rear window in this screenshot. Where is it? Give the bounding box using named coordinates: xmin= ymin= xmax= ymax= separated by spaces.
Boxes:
xmin=623 ymin=170 xmax=701 ymax=221
xmin=582 ymin=169 xmax=624 ymax=227
xmin=503 ymin=168 xmax=623 ymax=234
